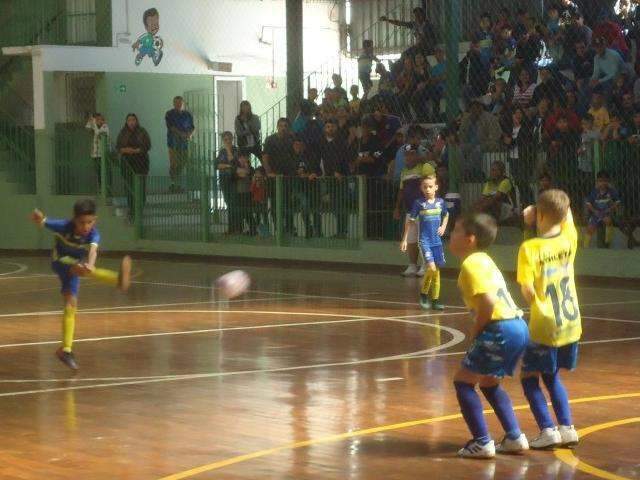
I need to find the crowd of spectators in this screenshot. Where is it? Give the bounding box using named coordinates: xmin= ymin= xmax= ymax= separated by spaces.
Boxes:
xmin=211 ymin=2 xmax=640 ymax=248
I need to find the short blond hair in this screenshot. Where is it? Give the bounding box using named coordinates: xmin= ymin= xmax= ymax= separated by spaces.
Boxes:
xmin=422 ymin=174 xmax=437 ymax=184
xmin=537 ymin=189 xmax=569 ymax=224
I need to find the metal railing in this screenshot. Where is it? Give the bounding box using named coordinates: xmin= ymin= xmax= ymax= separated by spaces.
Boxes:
xmin=0 ymin=2 xmax=111 ymax=48
xmin=448 ymin=140 xmax=640 ymax=226
xmin=0 ymin=110 xmax=36 ymax=193
xmin=128 ymin=174 xmax=365 ymax=249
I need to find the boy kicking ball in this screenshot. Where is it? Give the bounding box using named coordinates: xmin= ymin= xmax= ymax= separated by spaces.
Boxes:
xmin=31 ymin=199 xmax=132 ymax=370
xmin=450 ymin=213 xmax=529 ymax=458
xmin=400 ymin=175 xmax=448 ymax=310
xmin=518 ymin=190 xmax=580 ymax=449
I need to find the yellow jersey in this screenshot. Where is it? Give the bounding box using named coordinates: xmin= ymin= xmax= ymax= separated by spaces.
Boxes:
xmin=517 ymin=214 xmax=581 ymax=347
xmin=458 ymin=252 xmax=523 ymax=321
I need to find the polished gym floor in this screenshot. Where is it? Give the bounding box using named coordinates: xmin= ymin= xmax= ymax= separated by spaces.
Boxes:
xmin=0 ymin=255 xmax=638 ymax=479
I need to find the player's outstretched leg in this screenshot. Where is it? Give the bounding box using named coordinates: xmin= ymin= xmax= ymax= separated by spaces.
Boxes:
xmin=86 ymin=255 xmax=132 ymax=292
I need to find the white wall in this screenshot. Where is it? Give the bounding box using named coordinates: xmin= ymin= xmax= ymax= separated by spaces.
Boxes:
xmin=39 ymin=0 xmax=340 ymax=77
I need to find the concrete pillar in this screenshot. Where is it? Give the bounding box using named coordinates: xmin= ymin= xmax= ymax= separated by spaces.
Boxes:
xmin=32 ymin=49 xmax=53 ymax=198
xmin=286 ymin=0 xmax=303 ymax=120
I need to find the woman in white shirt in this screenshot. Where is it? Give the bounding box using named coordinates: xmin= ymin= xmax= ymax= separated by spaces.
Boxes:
xmin=512 ymin=69 xmax=537 ymax=108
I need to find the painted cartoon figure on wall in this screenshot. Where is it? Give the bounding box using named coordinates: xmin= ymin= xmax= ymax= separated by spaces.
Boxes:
xmin=132 ymin=8 xmax=163 ymax=66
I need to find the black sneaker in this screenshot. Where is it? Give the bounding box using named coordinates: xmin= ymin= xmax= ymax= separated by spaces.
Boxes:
xmin=419 ymin=294 xmax=431 ymax=310
xmin=431 ymin=299 xmax=445 ymax=311
xmin=56 ymin=348 xmax=78 ymax=370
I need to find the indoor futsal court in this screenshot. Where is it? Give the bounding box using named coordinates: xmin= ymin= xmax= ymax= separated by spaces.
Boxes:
xmin=0 ymin=255 xmax=637 ymax=480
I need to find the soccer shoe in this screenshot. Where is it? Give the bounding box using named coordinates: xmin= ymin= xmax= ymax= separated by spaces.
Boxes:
xmin=457 ymin=439 xmax=496 ymax=459
xmin=419 ymin=294 xmax=431 ymax=310
xmin=416 ymin=265 xmax=426 ymax=277
xmin=431 ymin=299 xmax=445 ymax=311
xmin=530 ymin=427 xmax=562 ymax=450
xmin=118 ymin=255 xmax=132 ymax=292
xmin=56 ymin=348 xmax=78 ymax=370
xmin=496 ymin=433 xmax=529 ymax=454
xmin=558 ymin=425 xmax=579 ymax=447
xmin=401 ymin=264 xmax=418 ymax=277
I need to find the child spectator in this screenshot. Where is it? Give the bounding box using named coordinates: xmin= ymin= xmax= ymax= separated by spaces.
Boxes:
xmin=587 ymin=92 xmax=610 ymax=132
xmin=601 ymin=110 xmax=628 ymax=142
xmin=235 ymin=154 xmax=255 ymax=234
xmin=250 ymin=167 xmax=269 ymax=236
xmin=474 ymin=13 xmax=494 ymax=68
xmin=358 ymin=39 xmax=379 ymax=98
xmin=331 ymin=74 xmax=349 ymax=105
xmin=494 ymin=26 xmax=517 ymax=72
xmin=476 ymin=160 xmax=515 ymax=221
xmin=548 ymin=115 xmax=581 ymax=191
xmin=577 ymin=114 xmax=599 ymax=205
xmin=492 ymin=8 xmax=511 ymax=38
xmin=584 ymin=170 xmax=621 ymax=248
xmin=349 ymin=85 xmax=361 ymax=116
xmin=85 ymin=113 xmax=110 ymax=190
xmin=546 ymin=4 xmax=561 ymax=35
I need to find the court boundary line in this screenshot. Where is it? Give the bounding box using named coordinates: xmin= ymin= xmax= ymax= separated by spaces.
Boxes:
xmin=0 ymin=310 xmax=466 ymax=349
xmin=156 ymin=392 xmax=640 ymax=480
xmin=131 ymin=279 xmax=640 ymax=310
xmin=0 ymin=309 xmax=638 ymax=386
xmin=0 ymin=262 xmax=27 ymax=277
xmin=0 ymin=311 xmax=466 ymax=394
xmin=555 ymin=417 xmax=640 ymax=480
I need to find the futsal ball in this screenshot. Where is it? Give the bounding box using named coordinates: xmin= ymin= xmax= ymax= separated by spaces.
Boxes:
xmin=215 ymin=270 xmax=251 ymax=299
xmin=153 ymin=35 xmax=163 ymax=50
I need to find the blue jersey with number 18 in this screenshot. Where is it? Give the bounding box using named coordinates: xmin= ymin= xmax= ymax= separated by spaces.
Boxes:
xmin=517 ymin=213 xmax=581 ymax=347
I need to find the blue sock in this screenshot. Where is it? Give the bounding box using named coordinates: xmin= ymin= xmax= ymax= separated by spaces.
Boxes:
xmin=521 ymin=376 xmax=555 ymax=430
xmin=542 ymin=372 xmax=572 ymax=426
xmin=454 ymin=381 xmax=491 ymax=444
xmin=480 ymin=385 xmax=522 ymax=440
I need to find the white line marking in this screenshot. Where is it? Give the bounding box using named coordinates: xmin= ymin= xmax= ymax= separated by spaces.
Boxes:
xmin=348 ymin=292 xmax=381 ymax=297
xmin=0 ymin=295 xmax=311 ymax=319
xmin=580 ymin=300 xmax=640 ymax=307
xmin=132 ymin=280 xmax=469 ymax=310
xmin=0 ymin=311 xmax=467 ymax=349
xmin=583 ymin=316 xmax=640 ymax=324
xmin=0 ymin=316 xmax=395 ymax=349
xmin=375 ymin=377 xmax=404 ymax=382
xmin=580 ymin=336 xmax=640 ymax=345
xmin=0 ymin=312 xmax=466 ymax=395
xmin=0 ymin=262 xmax=28 ymax=277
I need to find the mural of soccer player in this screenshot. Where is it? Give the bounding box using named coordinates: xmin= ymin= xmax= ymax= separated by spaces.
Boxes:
xmin=132 ymin=8 xmax=164 ymax=67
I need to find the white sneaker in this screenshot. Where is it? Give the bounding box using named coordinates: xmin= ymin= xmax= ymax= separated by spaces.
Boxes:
xmin=496 ymin=433 xmax=529 ymax=454
xmin=457 ymin=439 xmax=496 ymax=459
xmin=558 ymin=425 xmax=579 ymax=447
xmin=416 ymin=265 xmax=425 ymax=277
xmin=530 ymin=427 xmax=562 ymax=450
xmin=401 ymin=264 xmax=418 ymax=277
